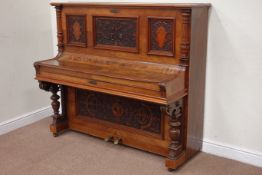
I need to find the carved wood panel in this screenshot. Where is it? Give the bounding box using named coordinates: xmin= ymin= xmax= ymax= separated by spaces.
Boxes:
xmin=76 ymin=89 xmax=162 ymax=134
xmin=148 ymin=17 xmax=175 ymax=57
xmin=93 ymin=16 xmax=138 ymax=52
xmin=66 ymin=15 xmax=87 ymax=47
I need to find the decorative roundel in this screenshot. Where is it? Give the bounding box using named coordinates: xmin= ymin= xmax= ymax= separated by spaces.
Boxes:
xmin=112 ymin=102 xmax=124 ymax=118
xmin=86 ymin=94 xmax=100 ymax=117
xmin=135 ymin=104 xmax=153 ymax=129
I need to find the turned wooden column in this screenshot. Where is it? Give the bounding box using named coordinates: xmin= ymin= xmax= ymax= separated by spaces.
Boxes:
xmin=179 ymin=10 xmax=191 ymax=67
xmin=164 ymin=99 xmax=185 ymax=170
xmin=39 ymin=81 xmax=68 ymax=136
xmin=49 ymin=84 xmax=60 ymax=125
xmin=55 ymin=5 xmax=64 ymax=55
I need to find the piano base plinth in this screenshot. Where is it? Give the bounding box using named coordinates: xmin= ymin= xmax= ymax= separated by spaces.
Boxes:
xmin=50 ymin=120 xmax=68 ymax=137
xmin=165 ymin=152 xmax=186 ymax=170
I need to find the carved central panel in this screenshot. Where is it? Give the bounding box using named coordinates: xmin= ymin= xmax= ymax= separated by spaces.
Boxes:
xmin=94 ymin=16 xmax=138 ymax=52
xmin=76 ymin=89 xmax=162 ymax=134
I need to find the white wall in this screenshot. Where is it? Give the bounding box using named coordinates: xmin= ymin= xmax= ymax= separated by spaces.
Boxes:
xmin=0 ymin=0 xmax=54 ymax=123
xmin=51 ymin=0 xmax=262 ymax=166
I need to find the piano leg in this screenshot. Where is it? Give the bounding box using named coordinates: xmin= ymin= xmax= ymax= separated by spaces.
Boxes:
xmin=39 ymin=81 xmax=68 ymax=137
xmin=164 ymin=99 xmax=186 ymax=170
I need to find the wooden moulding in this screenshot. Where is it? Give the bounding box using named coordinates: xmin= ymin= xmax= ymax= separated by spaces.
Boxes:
xmin=50 ymin=2 xmax=211 ymax=9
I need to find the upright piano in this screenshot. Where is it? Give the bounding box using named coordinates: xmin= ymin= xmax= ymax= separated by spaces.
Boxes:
xmin=34 ymin=2 xmax=210 ymax=171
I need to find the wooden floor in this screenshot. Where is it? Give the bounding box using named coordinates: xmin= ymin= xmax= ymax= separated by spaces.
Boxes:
xmin=0 ymin=118 xmax=261 ymax=175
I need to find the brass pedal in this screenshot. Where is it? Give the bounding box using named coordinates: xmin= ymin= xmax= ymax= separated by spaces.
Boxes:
xmin=104 ymin=136 xmax=113 ymax=142
xmin=113 ymin=138 xmax=121 ymax=145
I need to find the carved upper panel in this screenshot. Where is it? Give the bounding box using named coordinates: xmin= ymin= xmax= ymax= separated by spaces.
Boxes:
xmin=63 ymin=12 xmax=180 ymax=59
xmin=94 ymin=16 xmax=138 ymax=52
xmin=148 ymin=17 xmax=175 ymax=56
xmin=66 ymin=15 xmax=87 ymax=47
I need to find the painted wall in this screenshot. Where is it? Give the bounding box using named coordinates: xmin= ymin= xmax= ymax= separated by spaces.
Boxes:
xmin=0 ymin=0 xmax=53 ymax=123
xmin=50 ymin=0 xmax=262 ymax=164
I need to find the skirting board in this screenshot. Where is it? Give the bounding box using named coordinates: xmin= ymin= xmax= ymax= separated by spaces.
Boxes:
xmin=202 ymin=139 xmax=262 ymax=168
xmin=0 ymin=106 xmax=52 ymax=135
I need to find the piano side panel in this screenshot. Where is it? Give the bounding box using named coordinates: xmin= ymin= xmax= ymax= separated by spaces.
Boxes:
xmin=186 ymin=7 xmax=209 ymax=159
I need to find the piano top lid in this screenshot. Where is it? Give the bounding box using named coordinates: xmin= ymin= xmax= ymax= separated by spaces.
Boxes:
xmin=50 ymin=2 xmax=211 ymax=8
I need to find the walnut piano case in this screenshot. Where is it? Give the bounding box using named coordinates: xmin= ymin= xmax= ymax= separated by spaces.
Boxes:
xmin=34 ymin=2 xmax=210 ymax=171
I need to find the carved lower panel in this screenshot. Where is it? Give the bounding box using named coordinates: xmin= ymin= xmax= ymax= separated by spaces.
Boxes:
xmin=76 ymin=89 xmax=162 ymax=134
xmin=165 ymin=99 xmax=184 ymax=160
xmin=148 ymin=17 xmax=175 ymax=56
xmin=66 ymin=15 xmax=87 ymax=46
xmin=94 ymin=16 xmax=138 ymax=52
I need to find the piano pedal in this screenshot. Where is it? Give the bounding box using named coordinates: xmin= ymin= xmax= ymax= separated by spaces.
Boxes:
xmin=104 ymin=136 xmax=113 ymax=142
xmin=113 ymin=138 xmax=121 ymax=145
